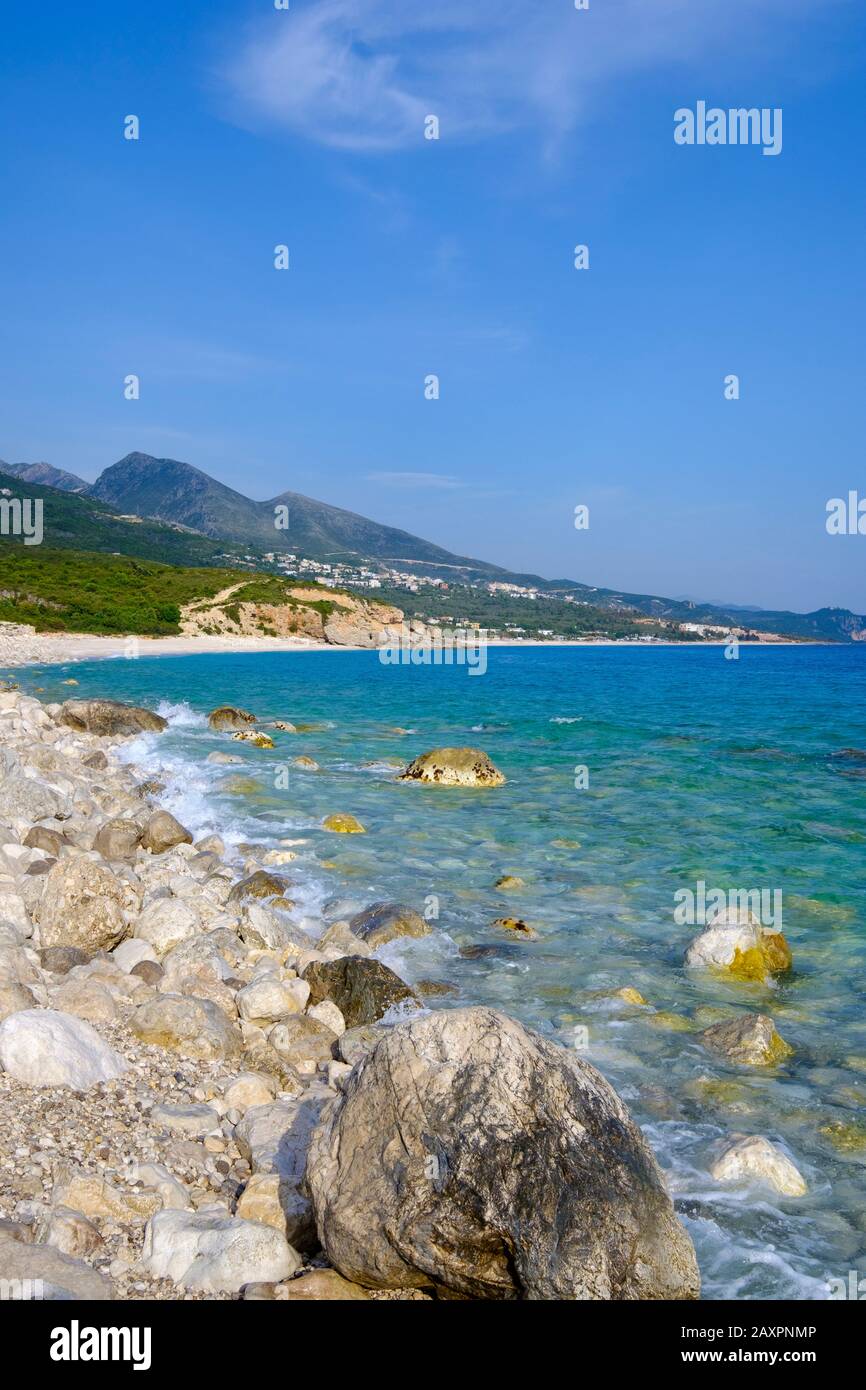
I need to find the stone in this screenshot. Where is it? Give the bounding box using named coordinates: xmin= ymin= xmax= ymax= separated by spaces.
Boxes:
xmin=37 ymin=857 xmax=127 ymax=954
xmin=40 ymin=946 xmax=90 ymax=975
xmin=308 ymin=1007 xmax=699 ymax=1300
xmin=52 ymin=1171 xmax=162 ymax=1225
xmin=223 ymin=1072 xmax=277 ymax=1112
xmin=141 ymin=1209 xmax=298 ymax=1293
xmin=50 ymin=976 xmax=117 ymax=1024
xmin=399 ymin=747 xmax=506 ymax=788
xmin=0 ymin=982 xmax=37 ymax=1019
xmin=319 ymin=920 xmax=373 ymax=958
xmin=151 ymin=1103 xmax=221 ymax=1137
xmin=303 ymin=956 xmax=419 ymax=1028
xmin=238 ymin=904 xmax=310 ymax=953
xmin=82 ymin=750 xmax=109 ymax=771
xmin=140 ymin=810 xmax=193 ymax=855
xmin=58 ymin=698 xmax=167 ymax=737
xmin=0 ymin=1009 xmax=126 ymax=1089
xmin=495 ymin=875 xmax=525 ymax=890
xmin=236 ymin=1174 xmax=285 ymax=1233
xmin=237 ymin=977 xmax=309 ymax=1024
xmin=133 ymin=898 xmax=199 ymax=956
xmin=0 ymin=748 xmax=72 ymax=823
xmin=322 ymin=813 xmax=366 ymax=834
xmin=208 ymin=706 xmax=256 ymax=730
xmin=492 ymin=916 xmax=538 ymax=940
xmin=111 ymin=938 xmax=157 ymax=973
xmin=268 ymin=1015 xmax=338 ymax=1070
xmin=348 ymin=901 xmax=431 ymax=948
xmin=232 ymin=731 xmax=275 ymax=748
xmin=207 ymin=752 xmax=242 ymax=765
xmin=308 ymin=1000 xmax=346 ymax=1036
xmin=93 ymin=817 xmax=142 ymax=861
xmin=611 ymin=987 xmax=647 ymax=1006
xmin=701 ymin=1013 xmax=794 ymax=1067
xmin=272 ymin=721 xmax=296 ymax=732
xmin=337 ymin=1024 xmax=390 ymax=1068
xmin=228 ymin=870 xmax=292 ymax=905
xmin=131 ymin=960 xmax=163 ymax=986
xmin=40 ymin=1206 xmax=104 ymax=1258
xmin=196 ymin=833 xmax=226 ymax=855
xmin=685 ymin=908 xmax=792 ymax=984
xmin=272 ymin=1269 xmax=370 ymax=1300
xmin=291 ymin=756 xmax=319 ymax=770
xmin=24 ymin=826 xmax=64 ymax=856
xmin=125 ymin=1163 xmax=190 ymax=1211
xmin=709 ymin=1136 xmax=807 ymax=1196
xmin=130 ymin=994 xmax=242 ymax=1060
xmin=0 ymin=1231 xmax=114 ymax=1299
xmin=235 ymin=1086 xmax=333 ymax=1250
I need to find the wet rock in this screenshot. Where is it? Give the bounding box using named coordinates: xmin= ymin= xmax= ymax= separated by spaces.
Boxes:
xmin=58 ymin=698 xmax=167 ymax=737
xmin=303 ymin=956 xmax=419 ymax=1028
xmin=348 ymin=901 xmax=430 ymax=948
xmin=229 ymin=870 xmax=292 ymax=906
xmin=492 ymin=916 xmax=538 ymax=941
xmin=709 ymin=1135 xmax=807 ymax=1196
xmin=208 ymin=706 xmax=257 ymax=730
xmin=308 ymin=1007 xmax=700 ymax=1299
xmin=322 ymin=813 xmax=366 ymax=834
xmin=685 ymin=907 xmax=792 ymax=984
xmin=399 ymin=747 xmax=506 ymax=788
xmin=232 ymin=730 xmax=275 ymax=748
xmin=701 ymin=1013 xmax=794 ymax=1067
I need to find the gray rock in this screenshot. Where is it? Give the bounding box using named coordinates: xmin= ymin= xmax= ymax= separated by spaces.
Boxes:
xmin=140 ymin=810 xmax=193 ymax=855
xmin=36 ymin=858 xmax=127 ymax=954
xmin=308 ymin=1006 xmax=700 ymax=1300
xmin=0 ymin=1009 xmax=127 ymax=1090
xmin=130 ymin=994 xmax=241 ymax=1060
xmin=235 ymin=1086 xmax=333 ymax=1251
xmin=0 ymin=1231 xmax=114 ymax=1299
xmin=141 ymin=1209 xmax=297 ymax=1292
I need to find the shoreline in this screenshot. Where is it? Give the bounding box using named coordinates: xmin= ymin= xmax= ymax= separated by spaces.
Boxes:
xmin=0 ymin=624 xmax=820 ymax=670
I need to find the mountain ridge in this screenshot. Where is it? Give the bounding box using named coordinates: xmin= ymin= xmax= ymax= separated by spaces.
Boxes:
xmin=5 ymin=451 xmax=865 ymax=642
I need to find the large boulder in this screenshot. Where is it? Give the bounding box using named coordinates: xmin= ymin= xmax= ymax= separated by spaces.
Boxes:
xmin=399 ymin=747 xmax=505 ymax=787
xmin=37 ymin=857 xmax=127 ymax=953
xmin=685 ymin=907 xmax=792 ymax=984
xmin=0 ymin=1009 xmax=127 ymax=1090
xmin=140 ymin=810 xmax=193 ymax=855
xmin=208 ymin=706 xmax=256 ymax=730
xmin=307 ymin=1007 xmax=700 ymax=1300
xmin=58 ymin=698 xmax=167 ymax=737
xmin=141 ymin=1209 xmax=298 ymax=1293
xmin=130 ymin=994 xmax=241 ymax=1060
xmin=303 ymin=956 xmax=418 ymax=1028
xmin=349 ymin=901 xmax=431 ymax=948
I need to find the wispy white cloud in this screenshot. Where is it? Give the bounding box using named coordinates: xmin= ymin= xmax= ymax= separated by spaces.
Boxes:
xmin=367 ymin=470 xmax=466 ymax=489
xmin=219 ymin=0 xmax=819 ymax=153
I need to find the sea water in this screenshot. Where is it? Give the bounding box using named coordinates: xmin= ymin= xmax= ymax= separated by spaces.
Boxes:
xmin=17 ymin=644 xmax=866 ymax=1300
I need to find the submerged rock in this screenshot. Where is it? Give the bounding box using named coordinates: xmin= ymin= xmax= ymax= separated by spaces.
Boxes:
xmin=58 ymin=698 xmax=166 ymax=737
xmin=303 ymin=956 xmax=418 ymax=1028
xmin=307 ymin=1007 xmax=700 ymax=1299
xmin=228 ymin=870 xmax=292 ymax=905
xmin=348 ymin=901 xmax=430 ymax=948
xmin=709 ymin=1135 xmax=807 ymax=1196
xmin=685 ymin=907 xmax=792 ymax=984
xmin=399 ymin=747 xmax=505 ymax=787
xmin=322 ymin=813 xmax=366 ymax=834
xmin=701 ymin=1013 xmax=793 ymax=1067
xmin=0 ymin=1009 xmax=126 ymax=1090
xmin=232 ymin=730 xmax=275 ymax=748
xmin=492 ymin=916 xmax=538 ymax=941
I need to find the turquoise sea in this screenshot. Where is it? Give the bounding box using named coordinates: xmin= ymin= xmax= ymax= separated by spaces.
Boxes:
xmin=16 ymin=644 xmax=866 ymax=1300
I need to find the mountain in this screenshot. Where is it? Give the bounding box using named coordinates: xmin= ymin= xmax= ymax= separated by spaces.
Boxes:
xmin=5 ymin=451 xmax=866 ymax=642
xmin=1 ymin=460 xmax=91 ymax=493
xmin=92 ymin=453 xmax=501 ymax=573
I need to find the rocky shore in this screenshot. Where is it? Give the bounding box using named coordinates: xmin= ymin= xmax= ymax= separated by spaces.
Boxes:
xmin=0 ymin=687 xmax=701 ymax=1301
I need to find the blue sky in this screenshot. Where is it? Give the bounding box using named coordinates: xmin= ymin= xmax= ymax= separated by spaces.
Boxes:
xmin=1 ymin=0 xmax=864 ymax=612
